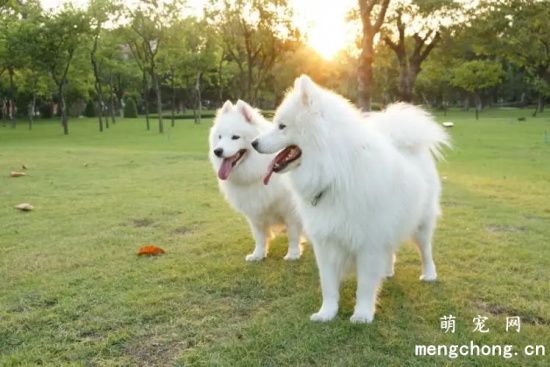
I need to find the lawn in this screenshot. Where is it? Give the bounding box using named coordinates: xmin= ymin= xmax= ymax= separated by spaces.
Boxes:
xmin=1 ymin=109 xmax=549 ymax=366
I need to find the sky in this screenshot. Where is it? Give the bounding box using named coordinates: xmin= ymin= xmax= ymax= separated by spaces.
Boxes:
xmin=39 ymin=0 xmax=358 ymax=59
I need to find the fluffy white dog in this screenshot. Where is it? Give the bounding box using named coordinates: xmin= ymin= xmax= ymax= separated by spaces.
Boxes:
xmin=252 ymin=75 xmax=450 ymax=323
xmin=209 ymin=100 xmax=303 ymax=261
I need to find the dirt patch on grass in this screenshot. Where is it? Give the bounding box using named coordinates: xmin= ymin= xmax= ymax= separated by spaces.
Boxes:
xmin=125 ymin=336 xmax=186 ymax=367
xmin=9 ymin=294 xmax=58 ymax=313
xmin=132 ymin=218 xmax=154 ymax=228
xmin=485 ymin=224 xmax=526 ymax=233
xmin=441 ymin=200 xmax=467 ymax=208
xmin=174 ymin=226 xmax=192 ymax=235
xmin=475 ymin=301 xmax=549 ymax=325
xmin=174 ymin=224 xmax=200 ymax=236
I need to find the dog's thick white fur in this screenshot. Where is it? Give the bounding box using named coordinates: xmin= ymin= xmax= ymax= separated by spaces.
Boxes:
xmin=253 ymin=75 xmax=450 ymax=323
xmin=209 ymin=100 xmax=303 ymax=261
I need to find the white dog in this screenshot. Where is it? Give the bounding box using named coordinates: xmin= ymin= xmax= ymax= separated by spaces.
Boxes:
xmin=209 ymin=100 xmax=303 ymax=261
xmin=252 ymin=75 xmax=450 ymax=323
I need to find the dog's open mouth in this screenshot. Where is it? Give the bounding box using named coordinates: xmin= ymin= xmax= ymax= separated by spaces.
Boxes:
xmin=263 ymin=145 xmax=302 ymax=185
xmin=218 ymin=149 xmax=247 ymax=180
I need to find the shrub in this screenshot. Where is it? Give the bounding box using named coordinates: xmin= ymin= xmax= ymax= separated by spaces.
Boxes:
xmin=124 ymin=98 xmax=138 ymax=118
xmin=38 ymin=102 xmax=53 ymax=118
xmin=83 ymin=100 xmax=96 ymax=117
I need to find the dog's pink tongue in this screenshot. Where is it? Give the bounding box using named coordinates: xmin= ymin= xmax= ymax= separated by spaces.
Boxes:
xmin=263 ymin=161 xmax=275 ymax=185
xmin=218 ymin=158 xmax=234 ymax=180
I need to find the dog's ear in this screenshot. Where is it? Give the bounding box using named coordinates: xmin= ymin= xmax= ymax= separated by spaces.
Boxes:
xmin=219 ymin=100 xmax=233 ymax=114
xmin=294 ymin=75 xmax=315 ymax=107
xmin=235 ymin=99 xmax=254 ymax=123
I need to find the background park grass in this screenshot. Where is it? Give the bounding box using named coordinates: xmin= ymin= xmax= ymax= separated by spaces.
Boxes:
xmin=1 ymin=109 xmax=549 ymax=366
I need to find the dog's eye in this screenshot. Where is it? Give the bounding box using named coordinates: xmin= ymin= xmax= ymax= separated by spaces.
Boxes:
xmin=231 ymin=135 xmax=240 ymax=140
xmin=218 ymin=135 xmax=221 ymax=139
xmin=278 ymin=123 xmax=286 ymax=130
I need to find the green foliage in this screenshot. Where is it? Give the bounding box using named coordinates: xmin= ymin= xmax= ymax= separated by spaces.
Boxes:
xmin=123 ymin=97 xmax=138 ymax=118
xmin=84 ymin=100 xmax=96 ymax=117
xmin=450 ymin=60 xmax=504 ymax=93
xmin=37 ymin=101 xmax=53 ymax=118
xmin=206 ymin=0 xmax=299 ymax=104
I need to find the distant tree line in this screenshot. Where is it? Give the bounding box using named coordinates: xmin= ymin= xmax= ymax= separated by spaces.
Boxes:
xmin=1 ymin=0 xmax=548 ymax=134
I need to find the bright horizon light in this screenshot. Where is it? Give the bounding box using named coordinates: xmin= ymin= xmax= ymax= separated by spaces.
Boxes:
xmin=292 ymin=0 xmax=358 ymax=59
xmin=39 ymin=0 xmax=357 ymax=60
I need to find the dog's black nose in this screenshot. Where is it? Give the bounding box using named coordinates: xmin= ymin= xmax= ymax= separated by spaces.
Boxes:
xmin=251 ymin=140 xmax=259 ymax=150
xmin=213 ymin=148 xmax=223 ymax=157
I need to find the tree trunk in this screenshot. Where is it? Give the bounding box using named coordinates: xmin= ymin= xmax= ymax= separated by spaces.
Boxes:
xmin=398 ymin=60 xmax=413 ymax=103
xmin=533 ymin=94 xmax=544 ymax=116
xmin=28 ymin=94 xmax=35 ymax=130
xmin=9 ymin=67 xmax=16 ymax=128
xmin=59 ymin=86 xmax=69 ymax=135
xmin=217 ymin=53 xmax=225 ymax=104
xmin=194 ymin=71 xmax=202 ymax=124
xmin=108 ymin=73 xmax=116 ymax=125
xmin=357 ymin=36 xmax=374 ymax=111
xmin=143 ymin=70 xmax=150 ymax=131
xmin=474 ymin=93 xmax=481 ymax=120
xmin=357 ymin=0 xmax=390 ymax=111
xmin=152 ymin=71 xmax=163 ymax=133
xmin=91 ymin=36 xmax=105 ymax=132
xmin=171 ymin=68 xmax=176 ymax=127
xmin=247 ymin=63 xmax=253 ymax=104
xmin=97 ymin=103 xmax=104 ymax=132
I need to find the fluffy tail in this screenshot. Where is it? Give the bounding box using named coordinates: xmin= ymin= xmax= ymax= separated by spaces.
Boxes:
xmin=369 ymin=103 xmax=451 ymax=160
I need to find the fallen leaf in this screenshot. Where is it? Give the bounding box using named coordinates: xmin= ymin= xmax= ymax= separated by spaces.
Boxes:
xmin=14 ymin=203 xmax=33 ymax=211
xmin=137 ymin=245 xmax=165 ymax=256
xmin=10 ymin=171 xmax=26 ymax=177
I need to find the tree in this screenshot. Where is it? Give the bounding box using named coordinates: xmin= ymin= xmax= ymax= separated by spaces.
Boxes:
xmin=158 ymin=17 xmax=217 ymax=125
xmin=381 ymin=0 xmax=467 ymax=103
xmin=0 ymin=2 xmax=37 ymax=127
xmin=88 ymin=0 xmax=120 ymax=132
xmin=125 ymin=0 xmax=184 ymax=133
xmin=123 ymin=97 xmax=138 ymax=117
xmin=494 ymin=0 xmax=550 ymax=115
xmin=2 ymin=0 xmax=52 ymax=129
xmin=450 ymin=60 xmax=503 ymax=119
xmin=207 ymin=0 xmax=298 ymax=105
xmin=356 ymin=0 xmax=390 ymax=110
xmin=34 ymin=6 xmax=89 ymax=134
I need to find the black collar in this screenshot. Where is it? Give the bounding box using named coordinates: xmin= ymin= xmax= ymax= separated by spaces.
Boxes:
xmin=311 ymin=186 xmax=329 ymax=206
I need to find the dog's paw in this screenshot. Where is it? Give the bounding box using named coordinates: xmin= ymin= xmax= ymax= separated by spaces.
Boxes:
xmin=419 ymin=272 xmax=437 ymax=282
xmin=245 ymin=253 xmax=265 ymax=262
xmin=310 ymin=310 xmax=337 ymax=322
xmin=283 ymin=251 xmax=301 ymax=261
xmin=350 ymin=312 xmax=374 ymax=324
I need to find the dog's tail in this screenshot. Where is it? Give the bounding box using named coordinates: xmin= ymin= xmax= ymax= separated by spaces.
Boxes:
xmin=370 ymin=103 xmax=451 ymax=160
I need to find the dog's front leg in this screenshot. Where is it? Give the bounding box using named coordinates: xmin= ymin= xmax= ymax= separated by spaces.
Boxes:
xmin=283 ymin=220 xmax=302 ymax=261
xmin=310 ymin=243 xmax=340 ymax=321
xmin=351 ymin=248 xmax=384 ymax=323
xmin=245 ymin=220 xmax=268 ymax=261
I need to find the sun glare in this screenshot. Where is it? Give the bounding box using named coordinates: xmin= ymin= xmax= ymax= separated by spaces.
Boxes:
xmin=292 ymin=0 xmax=358 ymax=59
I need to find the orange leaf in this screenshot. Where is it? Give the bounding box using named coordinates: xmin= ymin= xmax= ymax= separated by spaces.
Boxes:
xmin=10 ymin=171 xmax=26 ymax=177
xmin=137 ymin=245 xmax=166 ymax=256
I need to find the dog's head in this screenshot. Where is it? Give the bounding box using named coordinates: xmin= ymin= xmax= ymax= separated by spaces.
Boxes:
xmin=252 ymin=75 xmax=324 ymax=184
xmin=209 ymin=100 xmax=265 ymax=181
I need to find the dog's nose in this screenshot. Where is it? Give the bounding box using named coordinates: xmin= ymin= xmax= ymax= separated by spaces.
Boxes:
xmin=213 ymin=148 xmax=223 ymax=157
xmin=251 ymin=139 xmax=259 ymax=150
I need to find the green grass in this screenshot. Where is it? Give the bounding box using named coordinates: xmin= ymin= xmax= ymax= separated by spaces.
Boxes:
xmin=0 ymin=109 xmax=549 ymax=366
